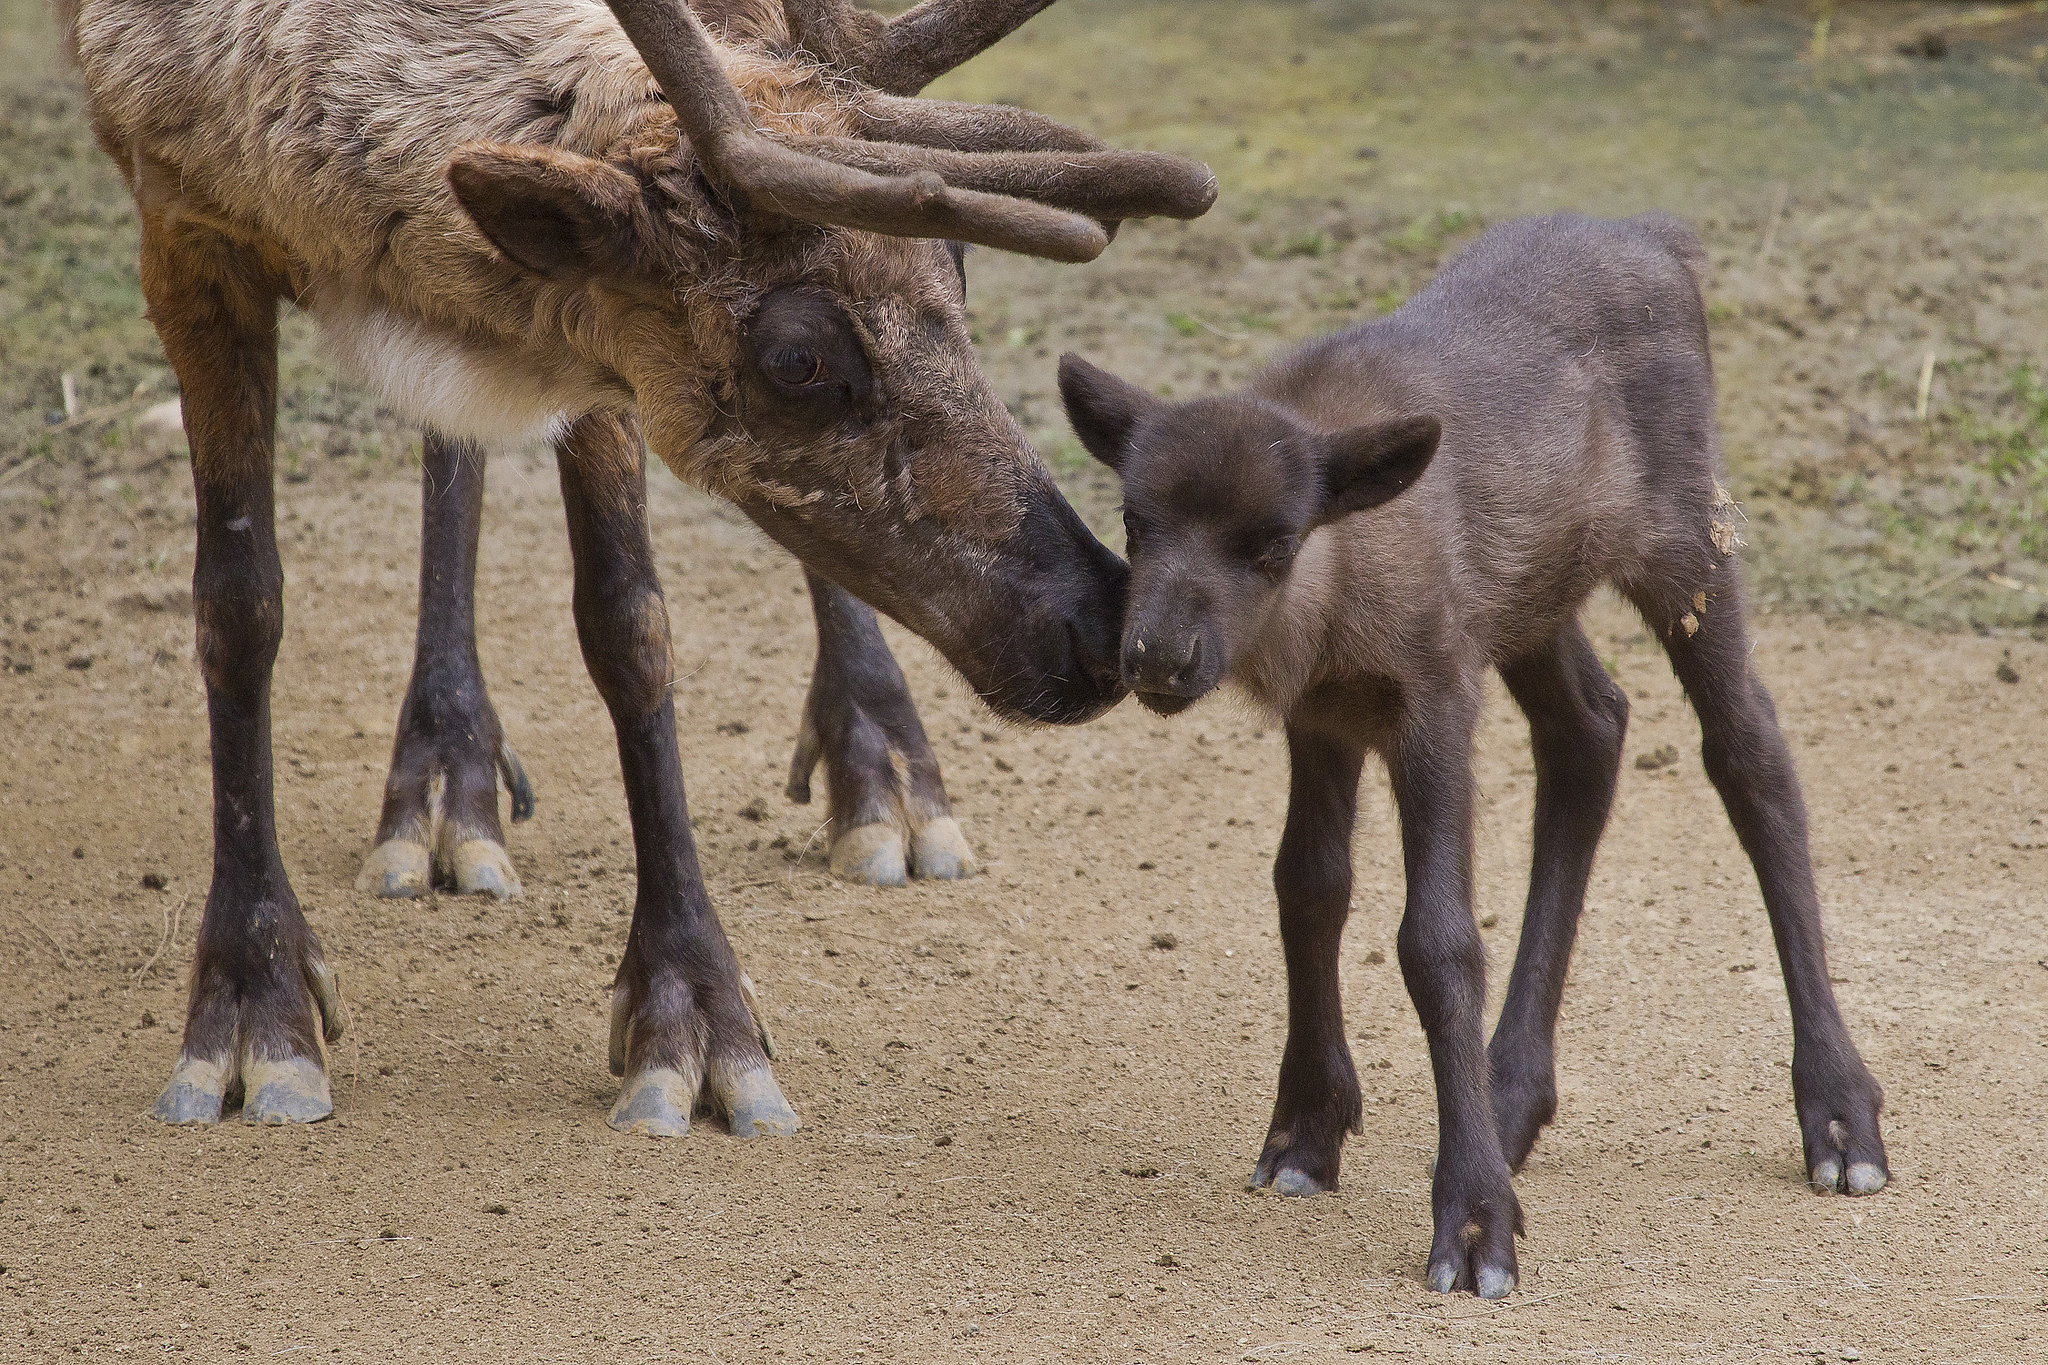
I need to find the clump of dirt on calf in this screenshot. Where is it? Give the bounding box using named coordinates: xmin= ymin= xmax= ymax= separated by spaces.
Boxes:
xmin=1060 ymin=212 xmax=1889 ymax=1301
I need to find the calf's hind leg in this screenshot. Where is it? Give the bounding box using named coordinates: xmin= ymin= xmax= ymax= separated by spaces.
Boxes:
xmin=1489 ymin=623 xmax=1629 ymax=1169
xmin=141 ymin=217 xmax=341 ymax=1125
xmin=359 ymin=432 xmax=532 ymax=899
xmin=558 ymin=413 xmax=796 ymax=1140
xmin=786 ymin=572 xmax=976 ymax=886
xmin=1248 ymin=725 xmax=1367 ymax=1197
xmin=1636 ymin=571 xmax=1888 ymax=1195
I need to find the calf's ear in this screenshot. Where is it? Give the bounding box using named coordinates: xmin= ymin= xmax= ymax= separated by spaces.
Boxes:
xmin=1313 ymin=415 xmax=1441 ymax=526
xmin=448 ymin=143 xmax=648 ymax=282
xmin=1058 ymin=354 xmax=1161 ymax=473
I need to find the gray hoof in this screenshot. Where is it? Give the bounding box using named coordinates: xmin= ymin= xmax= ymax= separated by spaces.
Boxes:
xmin=718 ymin=1068 xmax=800 ymax=1139
xmin=608 ymin=1068 xmax=696 ymax=1138
xmin=152 ymin=1056 xmax=228 ymax=1125
xmin=356 ymin=838 xmax=430 ymax=899
xmin=1809 ymin=1158 xmax=1844 ymax=1193
xmin=1427 ymin=1260 xmax=1460 ymax=1295
xmin=241 ymin=1056 xmax=333 ymax=1125
xmin=1268 ymin=1167 xmax=1327 ymax=1198
xmin=1476 ymin=1265 xmax=1517 ymax=1300
xmin=830 ymin=823 xmax=908 ymax=887
xmin=444 ymin=838 xmax=521 ymax=898
xmin=1845 ymin=1161 xmax=1887 ymax=1195
xmin=910 ymin=817 xmax=979 ymax=881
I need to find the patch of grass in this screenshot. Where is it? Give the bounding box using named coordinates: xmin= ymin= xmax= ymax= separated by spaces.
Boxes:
xmin=1370 ymin=286 xmax=1409 ymax=316
xmin=1956 ymin=365 xmax=2048 ymax=559
xmin=1250 ymin=229 xmax=1330 ymax=261
xmin=1164 ymin=312 xmax=1204 ymax=338
xmin=1385 ymin=208 xmax=1480 ymax=257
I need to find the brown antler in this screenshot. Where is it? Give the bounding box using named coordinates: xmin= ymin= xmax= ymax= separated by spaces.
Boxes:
xmin=783 ymin=0 xmax=1056 ymax=95
xmin=605 ymin=0 xmax=1107 ymax=260
xmin=603 ymin=0 xmax=1213 ymax=260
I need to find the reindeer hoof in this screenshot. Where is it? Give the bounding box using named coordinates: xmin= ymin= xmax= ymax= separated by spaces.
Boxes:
xmin=1247 ymin=1160 xmax=1329 ymax=1197
xmin=1269 ymin=1167 xmax=1328 ymax=1197
xmin=830 ymin=823 xmax=908 ymax=887
xmin=910 ymin=817 xmax=979 ymax=880
xmin=715 ymin=1067 xmax=800 ymax=1139
xmin=242 ymin=1056 xmax=333 ymax=1125
xmin=152 ymin=1056 xmax=230 ymax=1125
xmin=357 ymin=838 xmax=430 ymax=898
xmin=1475 ymin=1265 xmax=1518 ymax=1301
xmin=608 ymin=1067 xmax=697 ymax=1138
xmin=1846 ymin=1161 xmax=1888 ymax=1195
xmin=442 ymin=837 xmax=521 ymax=898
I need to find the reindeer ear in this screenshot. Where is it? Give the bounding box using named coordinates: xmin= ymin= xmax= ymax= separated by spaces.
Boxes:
xmin=1312 ymin=415 xmax=1441 ymax=527
xmin=1058 ymin=354 xmax=1161 ymax=473
xmin=448 ymin=144 xmax=647 ymax=281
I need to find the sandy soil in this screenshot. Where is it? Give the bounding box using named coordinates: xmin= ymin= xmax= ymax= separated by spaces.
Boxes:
xmin=3 ymin=442 xmax=2046 ymax=1362
xmin=4 ymin=1 xmax=2048 ymax=1362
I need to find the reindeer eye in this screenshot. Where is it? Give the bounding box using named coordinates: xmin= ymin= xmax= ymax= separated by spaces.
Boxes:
xmin=765 ymin=346 xmax=830 ymax=388
xmin=1253 ymin=535 xmax=1299 ymax=576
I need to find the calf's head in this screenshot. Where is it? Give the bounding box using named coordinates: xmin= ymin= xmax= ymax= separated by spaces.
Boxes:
xmin=1057 ymin=355 xmax=1440 ymax=716
xmin=446 ymin=1 xmax=1214 ymax=723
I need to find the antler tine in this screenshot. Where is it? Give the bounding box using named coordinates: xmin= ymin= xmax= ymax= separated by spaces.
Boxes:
xmin=603 ymin=0 xmax=1108 ymax=260
xmin=790 ymin=138 xmax=1218 ymax=225
xmin=851 ymin=94 xmax=1103 ymax=155
xmin=785 ymin=1 xmax=1057 ymax=96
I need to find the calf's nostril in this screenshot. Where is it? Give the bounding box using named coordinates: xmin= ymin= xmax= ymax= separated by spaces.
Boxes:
xmin=1173 ymin=635 xmax=1202 ymax=685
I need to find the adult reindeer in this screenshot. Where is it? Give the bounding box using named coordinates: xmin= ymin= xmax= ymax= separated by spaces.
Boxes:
xmin=64 ymin=0 xmax=1214 ymax=1137
xmin=368 ymin=5 xmax=1067 ymax=901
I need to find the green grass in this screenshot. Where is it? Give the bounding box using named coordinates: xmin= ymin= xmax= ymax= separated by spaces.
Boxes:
xmin=1957 ymin=366 xmax=2048 ymax=561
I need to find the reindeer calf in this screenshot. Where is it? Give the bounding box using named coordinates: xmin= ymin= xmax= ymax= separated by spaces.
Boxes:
xmin=1059 ymin=214 xmax=1888 ymax=1298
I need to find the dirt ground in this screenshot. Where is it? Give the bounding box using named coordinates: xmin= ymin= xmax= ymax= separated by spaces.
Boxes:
xmin=4 ymin=2 xmax=2048 ymax=1363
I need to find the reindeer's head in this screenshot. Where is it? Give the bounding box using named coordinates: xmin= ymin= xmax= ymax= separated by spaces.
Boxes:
xmin=1058 ymin=354 xmax=1440 ymax=716
xmin=444 ymin=1 xmax=1215 ymax=724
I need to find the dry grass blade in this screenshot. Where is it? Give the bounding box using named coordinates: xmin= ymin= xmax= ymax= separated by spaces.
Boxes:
xmin=132 ymin=895 xmax=188 ymax=981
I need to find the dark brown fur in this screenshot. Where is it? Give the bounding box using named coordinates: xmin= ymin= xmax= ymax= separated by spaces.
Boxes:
xmin=1061 ymin=213 xmax=1889 ymax=1299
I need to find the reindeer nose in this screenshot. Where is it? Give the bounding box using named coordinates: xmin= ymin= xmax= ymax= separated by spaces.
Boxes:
xmin=1122 ymin=631 xmax=1203 ymax=696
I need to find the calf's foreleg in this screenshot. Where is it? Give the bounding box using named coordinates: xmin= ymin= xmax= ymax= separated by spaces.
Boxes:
xmin=558 ymin=413 xmax=796 ymax=1140
xmin=1387 ymin=688 xmax=1521 ymax=1299
xmin=1248 ymin=724 xmax=1366 ymax=1196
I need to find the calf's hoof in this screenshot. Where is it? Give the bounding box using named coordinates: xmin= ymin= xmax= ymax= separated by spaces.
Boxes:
xmin=1425 ymin=1163 xmax=1523 ymax=1299
xmin=1796 ymin=1055 xmax=1889 ymax=1196
xmin=1247 ymin=1083 xmax=1359 ymax=1197
xmin=1248 ymin=1164 xmax=1329 ymax=1198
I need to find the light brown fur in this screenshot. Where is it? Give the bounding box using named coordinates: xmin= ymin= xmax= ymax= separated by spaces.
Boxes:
xmin=67 ymin=0 xmax=1014 ymax=525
